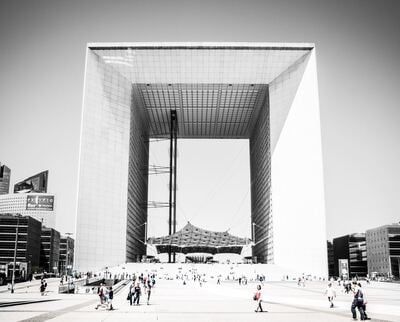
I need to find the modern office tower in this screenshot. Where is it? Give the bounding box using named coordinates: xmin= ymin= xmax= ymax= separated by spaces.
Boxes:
xmin=75 ymin=42 xmax=327 ymax=276
xmin=333 ymin=233 xmax=368 ymax=278
xmin=0 ymin=164 xmax=11 ymax=195
xmin=59 ymin=235 xmax=74 ymax=274
xmin=14 ymin=170 xmax=48 ymax=193
xmin=327 ymin=240 xmax=335 ymax=277
xmin=0 ymin=214 xmax=42 ymax=277
xmin=40 ymin=227 xmax=60 ymax=273
xmin=366 ymin=223 xmax=400 ymax=278
xmin=0 ymin=193 xmax=56 ymax=228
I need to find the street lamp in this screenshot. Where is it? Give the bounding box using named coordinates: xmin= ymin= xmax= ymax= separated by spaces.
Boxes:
xmin=11 ymin=214 xmax=22 ymax=294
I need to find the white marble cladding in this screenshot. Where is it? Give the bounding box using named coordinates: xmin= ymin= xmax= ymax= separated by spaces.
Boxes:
xmin=75 ymin=49 xmax=130 ymax=272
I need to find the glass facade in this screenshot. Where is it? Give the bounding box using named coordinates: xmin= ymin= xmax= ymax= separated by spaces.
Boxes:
xmin=75 ymin=49 xmax=131 ymax=271
xmin=14 ymin=170 xmax=48 ymax=193
xmin=0 ymin=164 xmax=11 ymax=195
xmin=59 ymin=236 xmax=74 ymax=274
xmin=40 ymin=227 xmax=60 ymax=273
xmin=250 ymin=90 xmax=273 ymax=263
xmin=366 ymin=225 xmax=400 ymax=278
xmin=0 ymin=215 xmax=42 ymax=275
xmin=333 ymin=234 xmax=368 ymax=277
xmin=126 ymin=86 xmax=149 ymax=262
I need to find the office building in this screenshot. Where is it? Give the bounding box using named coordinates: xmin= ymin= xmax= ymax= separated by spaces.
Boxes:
xmin=59 ymin=235 xmax=74 ymax=274
xmin=0 ymin=164 xmax=11 ymax=195
xmin=14 ymin=170 xmax=48 ymax=194
xmin=327 ymin=240 xmax=335 ymax=277
xmin=40 ymin=227 xmax=60 ymax=273
xmin=333 ymin=233 xmax=368 ymax=277
xmin=0 ymin=214 xmax=42 ymax=276
xmin=0 ymin=193 xmax=56 ymax=228
xmin=366 ymin=223 xmax=400 ymax=278
xmin=75 ymin=42 xmax=327 ymax=276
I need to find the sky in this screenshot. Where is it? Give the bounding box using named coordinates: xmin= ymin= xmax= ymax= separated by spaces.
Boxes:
xmin=0 ymin=0 xmax=399 ymax=240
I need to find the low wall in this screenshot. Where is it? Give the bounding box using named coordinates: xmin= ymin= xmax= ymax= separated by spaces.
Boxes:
xmin=105 ymin=263 xmax=316 ymax=282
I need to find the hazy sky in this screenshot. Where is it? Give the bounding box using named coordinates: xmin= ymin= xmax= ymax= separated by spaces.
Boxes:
xmin=0 ymin=0 xmax=399 ymax=240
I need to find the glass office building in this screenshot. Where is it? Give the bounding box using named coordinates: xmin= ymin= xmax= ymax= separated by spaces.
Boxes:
xmin=14 ymin=170 xmax=48 ymax=194
xmin=75 ymin=43 xmax=327 ymax=276
xmin=0 ymin=164 xmax=11 ymax=195
xmin=366 ymin=224 xmax=400 ymax=278
xmin=0 ymin=214 xmax=42 ymax=277
xmin=333 ymin=233 xmax=368 ymax=277
xmin=40 ymin=227 xmax=60 ymax=273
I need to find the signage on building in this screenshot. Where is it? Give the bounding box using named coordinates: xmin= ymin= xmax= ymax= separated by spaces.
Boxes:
xmin=26 ymin=195 xmax=54 ymax=211
xmin=339 ymin=258 xmax=349 ymax=279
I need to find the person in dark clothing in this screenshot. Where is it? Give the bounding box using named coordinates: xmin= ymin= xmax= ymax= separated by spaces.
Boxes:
xmin=351 ymin=282 xmax=366 ymax=320
xmin=40 ymin=282 xmax=46 ymax=296
xmin=128 ymin=284 xmax=134 ymax=306
xmin=133 ymin=282 xmax=141 ymax=305
xmin=146 ymin=280 xmax=152 ymax=305
xmin=108 ymin=286 xmax=114 ymax=310
xmin=357 ymin=283 xmax=371 ymax=320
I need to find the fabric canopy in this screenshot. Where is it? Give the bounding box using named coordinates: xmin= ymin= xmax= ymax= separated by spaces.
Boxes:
xmin=147 ymin=222 xmax=251 ymax=255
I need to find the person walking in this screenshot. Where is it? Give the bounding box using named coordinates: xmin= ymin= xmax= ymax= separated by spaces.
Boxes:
xmin=127 ymin=283 xmax=134 ymax=306
xmin=95 ymin=283 xmax=107 ymax=310
xmin=40 ymin=282 xmax=46 ymax=296
xmin=351 ymin=282 xmax=366 ymax=320
xmin=107 ymin=286 xmax=114 ymax=310
xmin=357 ymin=283 xmax=371 ymax=320
xmin=254 ymin=284 xmax=266 ymax=312
xmin=146 ymin=280 xmax=152 ymax=305
xmin=325 ymin=282 xmax=336 ymax=308
xmin=133 ymin=282 xmax=141 ymax=305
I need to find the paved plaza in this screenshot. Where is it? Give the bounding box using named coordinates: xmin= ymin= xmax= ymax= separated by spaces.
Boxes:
xmin=1 ymin=277 xmax=400 ymax=322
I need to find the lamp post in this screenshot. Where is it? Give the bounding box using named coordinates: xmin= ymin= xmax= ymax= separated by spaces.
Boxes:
xmin=11 ymin=215 xmax=21 ymax=294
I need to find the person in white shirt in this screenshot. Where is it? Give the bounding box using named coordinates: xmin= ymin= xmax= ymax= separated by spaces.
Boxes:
xmin=325 ymin=282 xmax=336 ymax=308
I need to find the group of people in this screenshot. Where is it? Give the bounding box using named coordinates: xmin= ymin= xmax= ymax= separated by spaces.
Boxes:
xmin=94 ymin=283 xmax=114 ymax=310
xmin=89 ymin=267 xmax=377 ymax=320
xmin=324 ymin=279 xmax=371 ymax=320
xmin=127 ymin=273 xmax=156 ymax=306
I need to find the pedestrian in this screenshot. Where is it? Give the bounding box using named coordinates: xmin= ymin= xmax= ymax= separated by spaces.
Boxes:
xmin=358 ymin=283 xmax=371 ymax=320
xmin=254 ymin=284 xmax=266 ymax=312
xmin=325 ymin=282 xmax=336 ymax=308
xmin=146 ymin=280 xmax=152 ymax=305
xmin=127 ymin=283 xmax=134 ymax=305
xmin=40 ymin=282 xmax=46 ymax=296
xmin=43 ymin=280 xmax=47 ymax=294
xmin=108 ymin=286 xmax=114 ymax=310
xmin=95 ymin=283 xmax=107 ymax=310
xmin=351 ymin=282 xmax=366 ymax=320
xmin=133 ymin=282 xmax=141 ymax=305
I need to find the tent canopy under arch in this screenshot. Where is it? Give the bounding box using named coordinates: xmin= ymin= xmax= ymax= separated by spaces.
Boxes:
xmin=147 ymin=222 xmax=251 ymax=255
